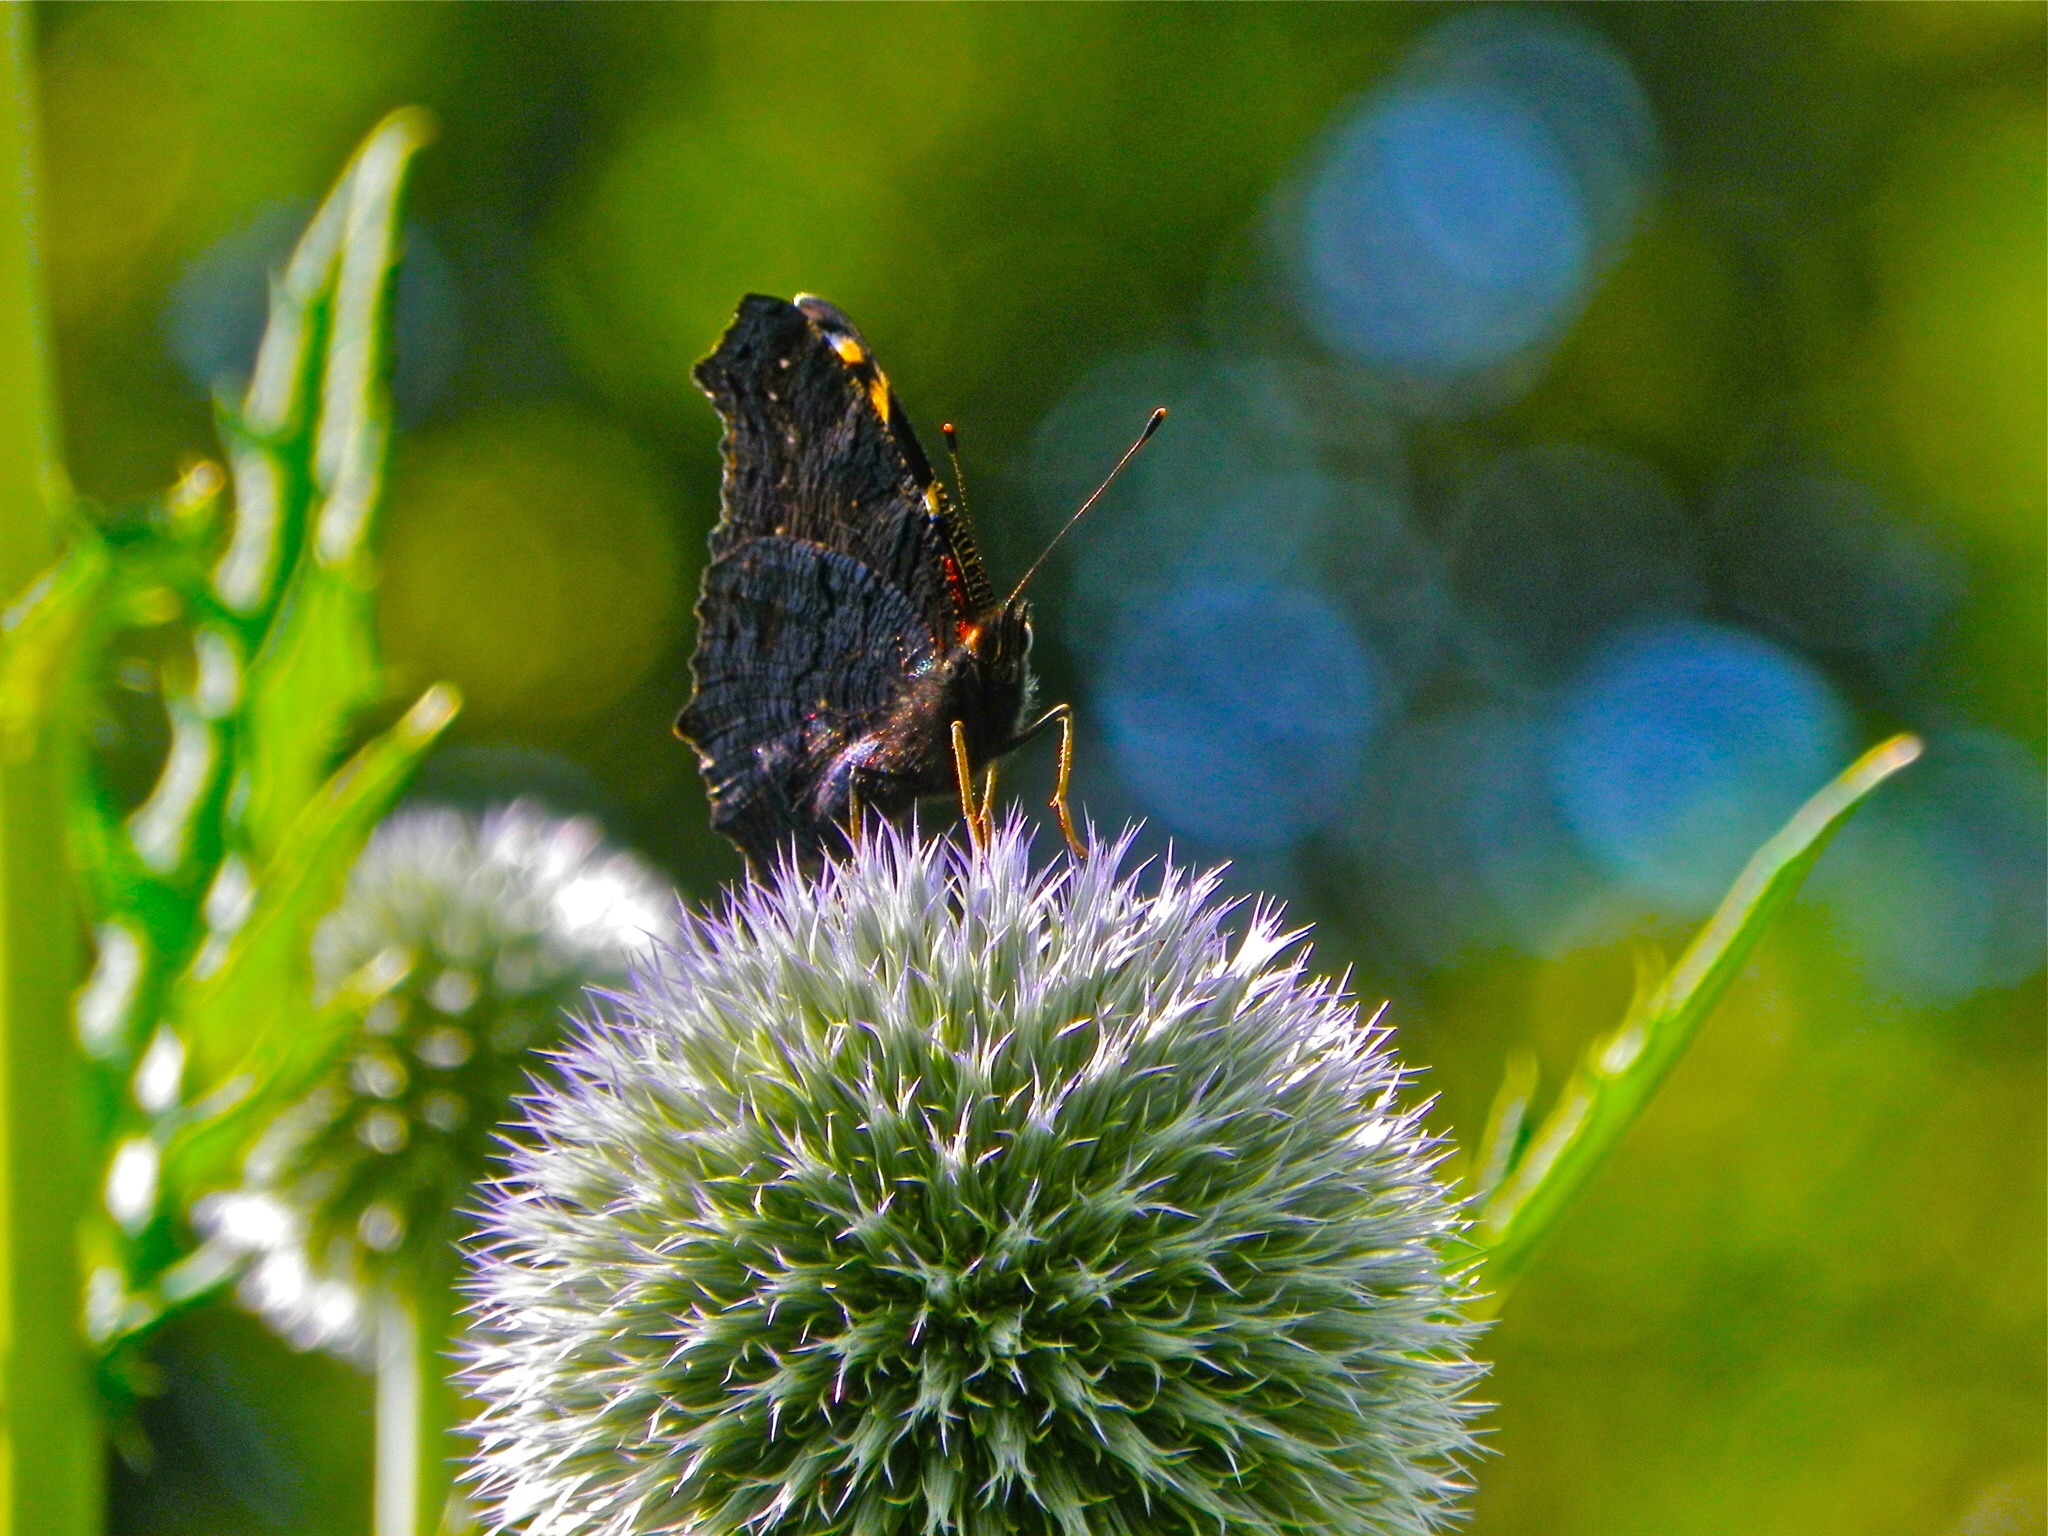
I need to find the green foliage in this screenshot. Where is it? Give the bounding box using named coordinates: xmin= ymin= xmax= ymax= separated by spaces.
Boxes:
xmin=0 ymin=110 xmax=454 ymax=1388
xmin=1466 ymin=734 xmax=1925 ymax=1305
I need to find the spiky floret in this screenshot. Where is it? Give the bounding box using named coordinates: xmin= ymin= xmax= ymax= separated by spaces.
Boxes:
xmin=463 ymin=819 xmax=1481 ymax=1536
xmin=198 ymin=801 xmax=675 ymax=1358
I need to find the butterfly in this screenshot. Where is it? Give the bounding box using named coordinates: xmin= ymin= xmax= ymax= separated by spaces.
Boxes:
xmin=675 ymin=293 xmax=1159 ymax=875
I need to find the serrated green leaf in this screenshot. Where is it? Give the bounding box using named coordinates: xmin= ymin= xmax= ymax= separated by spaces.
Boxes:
xmin=1469 ymin=733 xmax=1924 ymax=1307
xmin=234 ymin=572 xmax=381 ymax=857
xmin=36 ymin=109 xmax=450 ymax=1364
xmin=235 ymin=108 xmax=433 ymax=860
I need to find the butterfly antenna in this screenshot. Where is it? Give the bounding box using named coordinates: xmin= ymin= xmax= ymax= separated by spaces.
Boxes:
xmin=1006 ymin=406 xmax=1166 ymax=607
xmin=942 ymin=422 xmax=972 ymax=523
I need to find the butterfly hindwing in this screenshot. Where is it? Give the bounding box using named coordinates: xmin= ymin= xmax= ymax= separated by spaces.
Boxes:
xmin=679 ymin=536 xmax=937 ymax=870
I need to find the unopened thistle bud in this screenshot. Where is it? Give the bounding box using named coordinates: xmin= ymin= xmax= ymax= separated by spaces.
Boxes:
xmin=464 ymin=821 xmax=1481 ymax=1536
xmin=200 ymin=801 xmax=675 ymax=1358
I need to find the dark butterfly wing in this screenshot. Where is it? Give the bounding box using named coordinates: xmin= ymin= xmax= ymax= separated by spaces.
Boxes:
xmin=678 ymin=536 xmax=937 ymax=870
xmin=691 ymin=293 xmax=994 ymax=640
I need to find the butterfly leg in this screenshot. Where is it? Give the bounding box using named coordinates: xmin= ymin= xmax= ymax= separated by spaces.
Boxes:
xmin=978 ymin=762 xmax=999 ymax=845
xmin=1051 ymin=706 xmax=1085 ymax=859
xmin=1016 ymin=701 xmax=1085 ymax=859
xmin=950 ymin=719 xmax=985 ymax=853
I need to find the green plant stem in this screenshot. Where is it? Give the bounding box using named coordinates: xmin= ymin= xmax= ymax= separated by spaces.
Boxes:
xmin=0 ymin=5 xmax=100 ymax=1532
xmin=376 ymin=1266 xmax=463 ymax=1536
xmin=1468 ymin=734 xmax=1923 ymax=1315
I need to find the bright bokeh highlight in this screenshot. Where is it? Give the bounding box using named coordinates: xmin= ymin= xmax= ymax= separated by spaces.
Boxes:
xmin=1101 ymin=582 xmax=1383 ymax=852
xmin=1552 ymin=620 xmax=1852 ymax=912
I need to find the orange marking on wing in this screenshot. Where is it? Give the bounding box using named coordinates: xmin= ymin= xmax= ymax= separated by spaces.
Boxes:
xmin=827 ymin=332 xmax=893 ymax=422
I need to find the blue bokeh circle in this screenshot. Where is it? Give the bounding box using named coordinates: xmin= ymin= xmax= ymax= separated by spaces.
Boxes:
xmin=1301 ymin=80 xmax=1592 ymax=376
xmin=1099 ymin=582 xmax=1383 ymax=853
xmin=1551 ymin=619 xmax=1851 ymax=912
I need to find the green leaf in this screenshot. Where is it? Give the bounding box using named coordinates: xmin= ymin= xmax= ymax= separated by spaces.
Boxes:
xmin=26 ymin=109 xmax=450 ymax=1365
xmin=235 ymin=108 xmax=433 ymax=861
xmin=1467 ymin=1050 xmax=1537 ymax=1206
xmin=170 ymin=683 xmax=460 ymax=1131
xmin=1468 ymin=733 xmax=1924 ymax=1309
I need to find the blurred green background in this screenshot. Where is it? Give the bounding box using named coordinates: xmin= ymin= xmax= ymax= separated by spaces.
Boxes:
xmin=29 ymin=3 xmax=2043 ymax=1533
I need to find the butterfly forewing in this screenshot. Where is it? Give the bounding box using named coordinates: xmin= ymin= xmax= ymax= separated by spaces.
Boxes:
xmin=691 ymin=294 xmax=969 ymax=637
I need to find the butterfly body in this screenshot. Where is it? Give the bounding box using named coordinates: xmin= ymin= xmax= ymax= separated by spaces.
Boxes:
xmin=678 ymin=294 xmax=1041 ymax=872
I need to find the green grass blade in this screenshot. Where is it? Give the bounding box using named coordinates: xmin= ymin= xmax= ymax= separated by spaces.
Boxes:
xmin=1470 ymin=734 xmax=1924 ymax=1304
xmin=1468 ymin=1050 xmax=1538 ymax=1205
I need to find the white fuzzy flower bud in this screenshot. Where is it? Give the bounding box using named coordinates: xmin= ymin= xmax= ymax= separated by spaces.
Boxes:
xmin=198 ymin=801 xmax=675 ymax=1360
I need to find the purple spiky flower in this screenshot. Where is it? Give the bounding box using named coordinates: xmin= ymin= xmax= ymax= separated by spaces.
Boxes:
xmin=464 ymin=819 xmax=1481 ymax=1536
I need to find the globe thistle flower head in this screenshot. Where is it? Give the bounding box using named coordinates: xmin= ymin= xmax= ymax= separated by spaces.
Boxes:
xmin=464 ymin=817 xmax=1481 ymax=1536
xmin=199 ymin=800 xmax=676 ymax=1357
